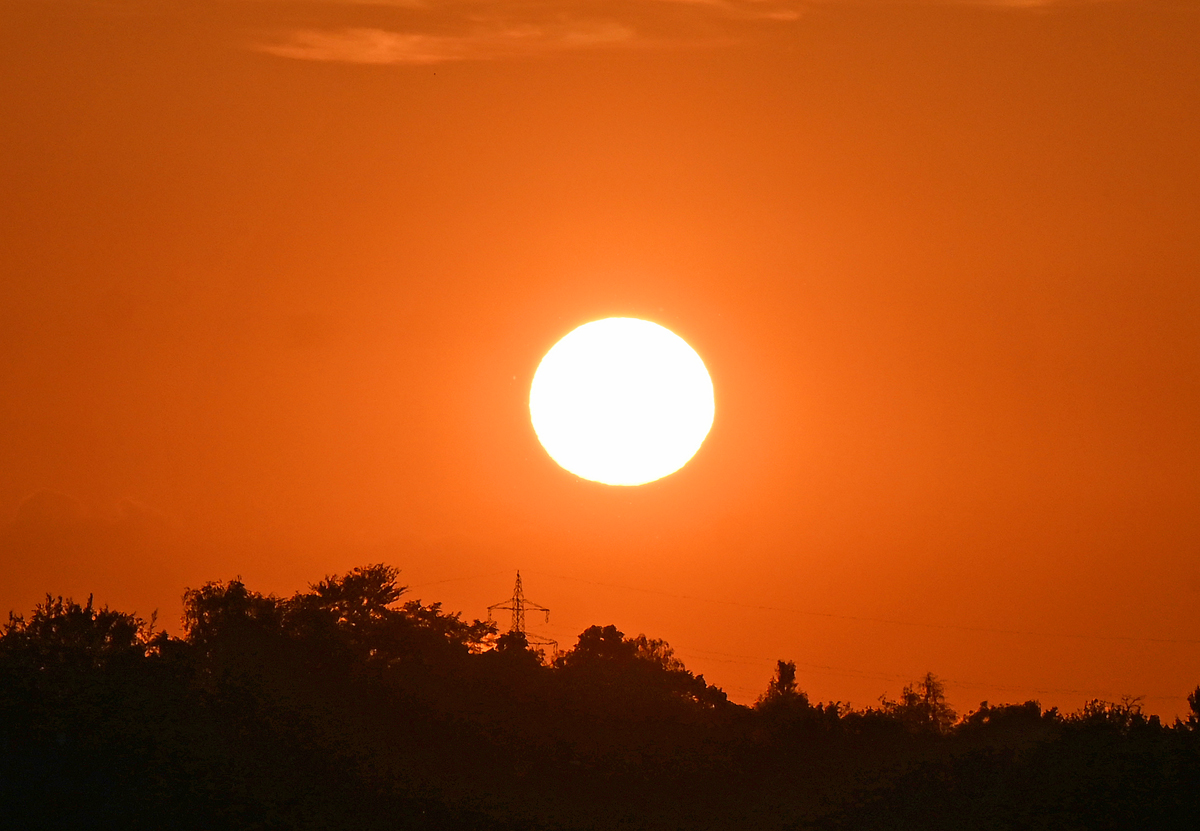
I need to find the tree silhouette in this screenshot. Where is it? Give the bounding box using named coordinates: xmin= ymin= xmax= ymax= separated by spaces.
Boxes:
xmin=880 ymin=671 xmax=956 ymax=733
xmin=629 ymin=633 xmax=686 ymax=671
xmin=756 ymin=659 xmax=810 ymax=710
xmin=558 ymin=624 xmax=636 ymax=666
xmin=489 ymin=630 xmax=543 ymax=668
xmin=1 ymin=594 xmax=153 ymax=670
xmin=182 ymin=578 xmax=282 ymax=646
xmin=3 ymin=566 xmax=1200 ymax=831
xmin=287 ymin=564 xmax=492 ymax=670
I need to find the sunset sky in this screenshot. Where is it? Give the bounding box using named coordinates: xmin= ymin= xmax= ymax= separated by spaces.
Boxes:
xmin=2 ymin=0 xmax=1197 ymax=716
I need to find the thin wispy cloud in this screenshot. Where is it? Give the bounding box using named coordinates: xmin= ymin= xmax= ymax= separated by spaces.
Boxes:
xmin=249 ymin=0 xmax=807 ymax=64
xmin=244 ymin=0 xmax=1122 ymax=65
xmin=256 ymin=21 xmax=639 ymax=65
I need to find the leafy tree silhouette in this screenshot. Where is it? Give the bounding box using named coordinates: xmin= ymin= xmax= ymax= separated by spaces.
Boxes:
xmin=1070 ymin=695 xmax=1152 ymax=733
xmin=2 ymin=594 xmax=155 ymax=670
xmin=488 ymin=629 xmax=544 ymax=669
xmin=1186 ymin=685 xmax=1200 ymax=730
xmin=556 ymin=624 xmax=727 ymax=712
xmin=285 ymin=564 xmax=492 ymax=674
xmin=183 ymin=565 xmax=493 ymax=673
xmin=4 ymin=566 xmax=1200 ymax=831
xmin=756 ymin=659 xmax=811 ymax=710
xmin=557 ymin=623 xmax=635 ymax=665
xmin=879 ymin=671 xmax=956 ymax=734
xmin=956 ymin=699 xmax=1059 ymax=748
xmin=0 ymin=595 xmax=198 ymax=829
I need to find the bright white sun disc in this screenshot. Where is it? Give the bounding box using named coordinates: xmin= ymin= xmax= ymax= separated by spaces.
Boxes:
xmin=529 ymin=318 xmax=715 ymax=486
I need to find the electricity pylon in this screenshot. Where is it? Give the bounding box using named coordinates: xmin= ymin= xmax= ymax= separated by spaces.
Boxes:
xmin=487 ymin=571 xmax=557 ymax=656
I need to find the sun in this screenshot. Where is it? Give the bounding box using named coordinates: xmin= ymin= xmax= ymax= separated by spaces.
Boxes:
xmin=529 ymin=318 xmax=715 ymax=486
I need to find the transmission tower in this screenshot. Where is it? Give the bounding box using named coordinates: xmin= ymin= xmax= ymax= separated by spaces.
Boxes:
xmin=488 ymin=571 xmax=557 ymax=656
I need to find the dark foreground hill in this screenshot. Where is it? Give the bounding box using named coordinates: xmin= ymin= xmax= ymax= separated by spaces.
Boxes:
xmin=2 ymin=564 xmax=1198 ymax=830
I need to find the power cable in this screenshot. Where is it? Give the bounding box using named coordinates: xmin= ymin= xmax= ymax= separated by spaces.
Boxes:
xmin=525 ymin=568 xmax=1200 ymax=646
xmin=406 ymin=569 xmax=510 ymax=592
xmin=482 ymin=570 xmax=1193 ymax=705
xmin=671 ymin=646 xmax=1187 ymax=702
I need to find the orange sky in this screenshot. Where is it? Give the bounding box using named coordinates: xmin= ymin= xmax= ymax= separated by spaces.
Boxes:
xmin=2 ymin=0 xmax=1198 ymax=716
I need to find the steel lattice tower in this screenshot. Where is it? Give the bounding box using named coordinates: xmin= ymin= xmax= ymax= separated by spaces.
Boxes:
xmin=487 ymin=572 xmax=557 ymax=657
xmin=488 ymin=571 xmax=549 ymax=635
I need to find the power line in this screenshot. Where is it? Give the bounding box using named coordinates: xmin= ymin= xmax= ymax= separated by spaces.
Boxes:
xmin=529 ymin=591 xmax=1192 ymax=704
xmin=542 ymin=621 xmax=1188 ymax=702
xmin=413 ymin=569 xmax=1194 ymax=705
xmin=671 ymin=646 xmax=1188 ymax=702
xmin=525 ymin=568 xmax=1200 ymax=646
xmin=406 ymin=569 xmax=510 ymax=592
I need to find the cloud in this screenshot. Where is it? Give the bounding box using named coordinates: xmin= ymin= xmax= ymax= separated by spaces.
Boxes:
xmin=256 ymin=22 xmax=638 ymax=65
xmin=56 ymin=0 xmax=1125 ymax=66
xmin=245 ymin=0 xmax=1124 ymax=65
xmin=248 ymin=0 xmax=808 ymax=64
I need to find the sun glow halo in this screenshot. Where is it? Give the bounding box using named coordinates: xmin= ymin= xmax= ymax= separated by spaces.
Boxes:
xmin=529 ymin=318 xmax=714 ymax=486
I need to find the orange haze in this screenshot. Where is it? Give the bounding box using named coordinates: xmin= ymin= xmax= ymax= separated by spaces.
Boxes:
xmin=2 ymin=0 xmax=1198 ymax=717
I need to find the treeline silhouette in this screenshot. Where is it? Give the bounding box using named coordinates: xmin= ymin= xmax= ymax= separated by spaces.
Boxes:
xmin=2 ymin=564 xmax=1198 ymax=830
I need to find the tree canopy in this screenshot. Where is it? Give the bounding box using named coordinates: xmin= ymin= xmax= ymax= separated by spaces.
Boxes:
xmin=2 ymin=565 xmax=1198 ymax=831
